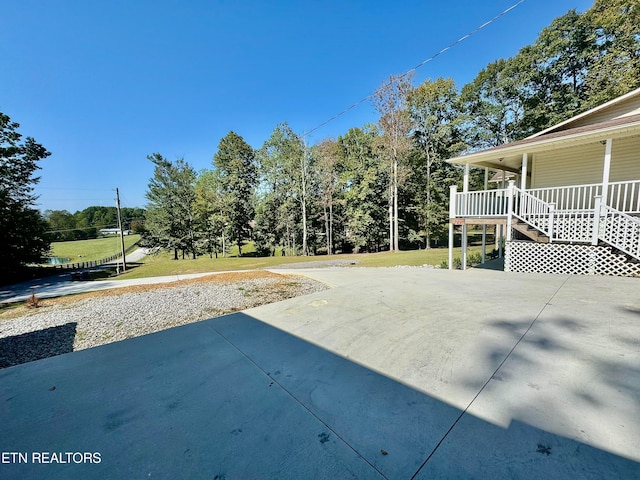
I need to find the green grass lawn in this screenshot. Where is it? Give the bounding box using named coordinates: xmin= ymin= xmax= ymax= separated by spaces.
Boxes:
xmin=49 ymin=235 xmax=141 ymax=263
xmin=117 ymin=245 xmax=485 ymax=280
xmin=354 ymin=247 xmax=484 ymax=268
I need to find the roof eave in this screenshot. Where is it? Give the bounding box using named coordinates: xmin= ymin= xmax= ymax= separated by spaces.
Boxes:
xmin=448 ymin=121 xmax=640 ymax=168
xmin=527 ymin=86 xmax=640 ymax=138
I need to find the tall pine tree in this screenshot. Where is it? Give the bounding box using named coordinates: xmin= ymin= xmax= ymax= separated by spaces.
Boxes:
xmin=213 ymin=132 xmax=257 ymax=256
xmin=0 ymin=112 xmax=51 ymax=281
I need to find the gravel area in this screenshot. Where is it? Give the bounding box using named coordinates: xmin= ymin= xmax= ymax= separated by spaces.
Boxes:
xmin=0 ymin=273 xmax=327 ymax=369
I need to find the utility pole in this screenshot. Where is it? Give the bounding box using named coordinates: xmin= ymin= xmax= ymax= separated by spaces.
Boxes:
xmin=116 ymin=188 xmax=127 ymax=272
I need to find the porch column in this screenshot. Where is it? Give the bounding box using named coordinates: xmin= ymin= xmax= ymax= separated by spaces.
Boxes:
xmin=448 ymin=185 xmax=457 ymax=270
xmin=462 ymin=164 xmax=469 ymax=270
xmin=463 ymin=163 xmax=470 ymax=193
xmin=601 ymin=138 xmax=612 ymax=204
xmin=507 ymin=180 xmax=515 ymax=241
xmin=482 ymin=167 xmax=488 ymax=264
xmin=498 ymin=169 xmax=505 ymax=258
xmin=448 ymin=222 xmax=454 ymax=270
xmin=520 ymin=153 xmax=528 ymax=190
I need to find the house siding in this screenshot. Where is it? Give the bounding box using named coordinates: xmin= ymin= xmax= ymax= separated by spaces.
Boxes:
xmin=531 ymin=142 xmax=605 ymax=188
xmin=563 ymin=95 xmax=640 ymax=130
xmin=610 ymin=135 xmax=640 ymax=182
xmin=531 ymin=136 xmax=640 ymax=188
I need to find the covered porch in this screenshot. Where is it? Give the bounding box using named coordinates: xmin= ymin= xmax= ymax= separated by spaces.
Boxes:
xmin=446 ymin=113 xmax=640 ymax=271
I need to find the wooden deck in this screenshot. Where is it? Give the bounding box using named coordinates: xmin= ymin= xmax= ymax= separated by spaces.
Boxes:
xmin=450 ymin=217 xmax=507 ymax=225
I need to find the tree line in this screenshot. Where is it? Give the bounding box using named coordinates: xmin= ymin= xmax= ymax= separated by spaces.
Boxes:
xmin=1 ymin=0 xmax=637 ymax=281
xmin=44 ymin=207 xmax=146 ymax=241
xmin=143 ymin=1 xmax=639 ymax=259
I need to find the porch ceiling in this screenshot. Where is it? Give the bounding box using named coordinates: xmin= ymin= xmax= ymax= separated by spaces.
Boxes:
xmin=450 ymin=114 xmax=640 ymax=171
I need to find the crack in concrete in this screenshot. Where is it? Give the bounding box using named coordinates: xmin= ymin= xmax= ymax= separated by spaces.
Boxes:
xmin=409 ymin=274 xmax=572 ymax=480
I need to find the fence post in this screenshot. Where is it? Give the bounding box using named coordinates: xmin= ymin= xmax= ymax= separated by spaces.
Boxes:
xmin=548 ymin=203 xmax=556 ymax=243
xmin=592 ymin=195 xmax=602 ymax=246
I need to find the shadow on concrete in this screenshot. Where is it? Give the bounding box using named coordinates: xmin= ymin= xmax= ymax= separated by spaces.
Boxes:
xmin=0 ymin=322 xmax=77 ymax=369
xmin=455 ymin=310 xmax=640 ymax=479
xmin=472 ymin=257 xmax=504 ymax=271
xmin=0 ymin=274 xmax=72 ymax=303
xmin=1 ymin=313 xmax=637 ymax=479
xmin=463 ymin=313 xmax=640 ymax=408
xmin=621 ymin=304 xmax=640 ymax=316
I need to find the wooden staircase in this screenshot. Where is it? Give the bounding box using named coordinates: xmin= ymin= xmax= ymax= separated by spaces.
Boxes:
xmin=512 ymin=218 xmax=549 ymax=243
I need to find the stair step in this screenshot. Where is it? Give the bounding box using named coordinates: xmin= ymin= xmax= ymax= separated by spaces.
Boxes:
xmin=512 ymin=221 xmax=549 ymax=243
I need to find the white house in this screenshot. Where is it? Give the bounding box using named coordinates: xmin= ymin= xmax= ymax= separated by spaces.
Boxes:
xmin=447 ymin=86 xmax=640 ymax=276
xmin=99 ymin=228 xmax=131 ymax=236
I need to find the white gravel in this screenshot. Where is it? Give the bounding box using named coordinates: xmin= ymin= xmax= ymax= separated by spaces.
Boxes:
xmin=0 ymin=275 xmax=327 ymax=368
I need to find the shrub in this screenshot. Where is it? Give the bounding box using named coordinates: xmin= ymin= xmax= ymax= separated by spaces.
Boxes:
xmin=467 ymin=252 xmax=483 ymax=266
xmin=26 ymin=291 xmax=41 ymax=308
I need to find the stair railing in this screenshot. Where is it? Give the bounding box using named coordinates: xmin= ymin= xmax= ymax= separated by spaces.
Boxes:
xmin=593 ymin=195 xmax=640 ymax=260
xmin=510 ymin=184 xmax=554 ymax=241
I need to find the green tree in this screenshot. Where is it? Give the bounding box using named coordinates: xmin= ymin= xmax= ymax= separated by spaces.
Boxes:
xmin=144 ymin=154 xmax=197 ymax=259
xmin=256 ymin=124 xmax=309 ymax=256
xmin=372 ymin=73 xmax=413 ymax=251
xmin=407 ymin=78 xmax=466 ymax=247
xmin=75 ymin=206 xmax=118 ymax=236
xmin=584 ymin=0 xmax=640 ymax=106
xmin=194 ymin=170 xmax=226 ymax=258
xmin=120 ymin=207 xmax=146 ymax=232
xmin=45 ymin=206 xmax=144 ymax=241
xmin=462 ymin=4 xmax=639 ymax=141
xmin=460 ymin=59 xmax=525 ymax=148
xmin=212 ymin=132 xmax=257 ymax=256
xmin=253 ymin=194 xmax=279 ymax=256
xmin=0 ymin=112 xmax=51 ymax=280
xmin=337 ymin=126 xmax=388 ymax=253
xmin=513 ymin=9 xmax=596 ymax=134
xmin=44 ymin=209 xmax=77 ymax=241
xmin=313 ymin=138 xmax=341 ymax=254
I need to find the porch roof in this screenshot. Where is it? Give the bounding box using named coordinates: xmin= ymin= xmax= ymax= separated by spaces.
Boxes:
xmin=448 ymin=113 xmax=640 ymax=173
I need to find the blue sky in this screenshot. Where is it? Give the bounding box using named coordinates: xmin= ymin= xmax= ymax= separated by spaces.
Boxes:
xmin=2 ymin=0 xmax=593 ymax=212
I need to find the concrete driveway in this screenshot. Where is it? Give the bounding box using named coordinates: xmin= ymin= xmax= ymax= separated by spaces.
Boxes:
xmin=1 ymin=268 xmax=638 ymax=479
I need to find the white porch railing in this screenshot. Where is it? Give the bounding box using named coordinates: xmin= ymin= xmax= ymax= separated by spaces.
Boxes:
xmin=512 ymin=188 xmax=553 ymax=236
xmin=453 ymin=188 xmax=508 ymax=217
xmin=596 ymin=204 xmax=640 ymax=260
xmin=510 ymin=188 xmax=594 ymax=243
xmin=450 ymin=180 xmax=640 ymax=259
xmin=451 ymin=180 xmax=640 ymax=218
xmin=607 ymin=180 xmax=640 ymax=213
xmin=526 ymin=180 xmax=640 ymax=213
xmin=527 ymin=183 xmax=602 ymax=211
xmin=552 ymin=210 xmax=595 ymax=243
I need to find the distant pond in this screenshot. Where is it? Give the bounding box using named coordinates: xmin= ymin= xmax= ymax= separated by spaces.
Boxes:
xmin=46 ymin=257 xmax=71 ymax=265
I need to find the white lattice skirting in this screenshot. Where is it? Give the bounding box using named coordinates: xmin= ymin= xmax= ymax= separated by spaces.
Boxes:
xmin=505 ymin=241 xmax=640 ymax=276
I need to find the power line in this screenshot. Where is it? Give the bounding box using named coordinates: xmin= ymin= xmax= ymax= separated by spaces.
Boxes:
xmin=37 ymin=199 xmax=113 ymax=202
xmin=45 ymin=224 xmax=118 ymax=234
xmin=37 ymin=187 xmax=114 ymax=191
xmin=303 ymin=0 xmax=526 ymax=139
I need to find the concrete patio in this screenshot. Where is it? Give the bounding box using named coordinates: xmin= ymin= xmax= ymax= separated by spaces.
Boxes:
xmin=1 ymin=267 xmax=639 ymax=479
